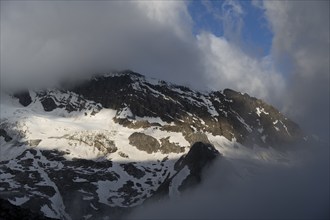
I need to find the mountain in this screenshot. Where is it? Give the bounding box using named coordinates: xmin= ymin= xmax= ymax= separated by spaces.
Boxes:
xmin=0 ymin=70 xmax=306 ymax=219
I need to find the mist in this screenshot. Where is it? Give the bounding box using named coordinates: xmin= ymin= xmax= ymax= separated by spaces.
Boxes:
xmin=127 ymin=143 xmax=329 ymax=219
xmin=0 ymin=1 xmax=204 ymax=91
xmin=0 ymin=0 xmax=284 ymax=100
xmin=262 ymin=0 xmax=330 ymax=143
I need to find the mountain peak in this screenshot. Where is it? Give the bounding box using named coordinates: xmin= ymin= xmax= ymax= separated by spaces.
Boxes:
xmin=10 ymin=71 xmax=304 ymax=149
xmin=1 ymin=70 xmax=307 ymax=219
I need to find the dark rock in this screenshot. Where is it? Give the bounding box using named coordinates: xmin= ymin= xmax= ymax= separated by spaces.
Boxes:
xmin=69 ymin=158 xmax=113 ymax=170
xmin=120 ymin=163 xmax=145 ymax=179
xmin=13 ymin=90 xmax=32 ymax=107
xmin=150 ymin=142 xmax=221 ymax=200
xmin=117 ymin=180 xmax=141 ymax=206
xmin=118 ymin=151 xmax=129 ymax=158
xmin=175 ymin=142 xmax=220 ymax=174
xmin=40 ymin=97 xmax=57 ymax=112
xmin=0 ymin=129 xmax=12 ymax=142
xmin=0 ymin=198 xmax=54 ymax=220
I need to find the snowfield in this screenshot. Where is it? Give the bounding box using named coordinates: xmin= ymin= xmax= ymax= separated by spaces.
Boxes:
xmin=0 ymin=73 xmax=313 ymax=220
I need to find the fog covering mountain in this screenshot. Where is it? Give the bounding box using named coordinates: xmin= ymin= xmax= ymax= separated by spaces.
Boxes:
xmin=0 ymin=71 xmax=328 ymax=219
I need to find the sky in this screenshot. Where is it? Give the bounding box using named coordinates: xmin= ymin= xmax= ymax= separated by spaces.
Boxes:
xmin=0 ymin=0 xmax=329 ymax=140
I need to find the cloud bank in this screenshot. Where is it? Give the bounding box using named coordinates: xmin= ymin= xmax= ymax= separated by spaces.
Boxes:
xmin=128 ymin=145 xmax=329 ymax=219
xmin=1 ymin=1 xmax=282 ymax=99
xmin=0 ymin=1 xmax=201 ymax=89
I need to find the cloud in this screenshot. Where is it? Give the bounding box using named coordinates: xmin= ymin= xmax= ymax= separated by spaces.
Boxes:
xmin=0 ymin=0 xmax=284 ymax=104
xmin=261 ymin=1 xmax=330 ymax=141
xmin=200 ymin=0 xmax=244 ymax=44
xmin=0 ymin=1 xmax=204 ymax=90
xmin=128 ymin=144 xmax=329 ymax=219
xmin=221 ymin=0 xmax=244 ymax=44
xmin=196 ymin=32 xmax=285 ymax=100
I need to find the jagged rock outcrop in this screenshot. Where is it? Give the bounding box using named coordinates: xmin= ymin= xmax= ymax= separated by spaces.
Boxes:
xmin=148 ymin=142 xmax=220 ymax=200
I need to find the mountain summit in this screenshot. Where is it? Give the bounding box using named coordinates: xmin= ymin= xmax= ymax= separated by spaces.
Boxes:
xmin=0 ymin=70 xmax=306 ymax=219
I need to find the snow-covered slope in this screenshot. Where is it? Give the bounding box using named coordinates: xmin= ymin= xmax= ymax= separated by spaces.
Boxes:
xmin=0 ymin=71 xmax=307 ymax=219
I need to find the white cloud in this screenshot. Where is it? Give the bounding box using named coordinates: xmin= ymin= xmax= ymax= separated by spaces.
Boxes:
xmin=136 ymin=1 xmax=193 ymax=40
xmin=0 ymin=1 xmax=297 ymax=114
xmin=262 ymin=1 xmax=330 ymax=140
xmin=197 ymin=32 xmax=285 ymax=100
xmin=1 ymin=0 xmax=284 ymax=106
xmin=221 ymin=0 xmax=244 ymax=43
xmin=200 ymin=0 xmax=245 ymax=44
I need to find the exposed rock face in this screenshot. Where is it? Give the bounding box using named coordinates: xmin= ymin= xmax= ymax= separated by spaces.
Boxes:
xmin=174 ymin=142 xmax=220 ymax=191
xmin=0 ymin=198 xmax=53 ymax=220
xmin=175 ymin=142 xmax=220 ymax=173
xmin=0 ymin=149 xmax=141 ymax=219
xmin=159 ymin=137 xmax=185 ymax=154
xmin=129 ymin=132 xmax=160 ymax=153
xmin=13 ymin=90 xmax=32 ymax=107
xmin=33 ymin=89 xmax=102 ymax=114
xmin=0 ymin=129 xmax=12 ymax=142
xmin=10 ymin=71 xmax=304 ymax=150
xmin=2 ymin=146 xmax=216 ymax=220
xmin=150 ymin=142 xmax=221 ymax=200
xmin=120 ymin=163 xmax=146 ymax=179
xmin=223 ymin=89 xmax=302 ymax=147
xmin=71 ymin=71 xmax=303 ymax=149
xmin=40 ymin=97 xmax=58 ymax=112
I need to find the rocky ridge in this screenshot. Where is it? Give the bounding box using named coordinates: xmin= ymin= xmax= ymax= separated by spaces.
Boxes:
xmin=0 ymin=70 xmax=306 ymax=219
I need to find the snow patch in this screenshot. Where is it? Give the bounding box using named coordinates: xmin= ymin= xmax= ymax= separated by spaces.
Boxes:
xmin=200 ymin=95 xmax=219 ymax=117
xmin=117 ymin=107 xmax=134 ymax=119
xmin=96 ymin=180 xmax=111 ymax=205
xmin=41 ymin=204 xmax=58 ymax=219
xmin=256 ymin=107 xmax=269 ymax=117
xmin=8 ymin=196 xmax=29 ymax=206
xmin=169 ymin=166 xmax=190 ymax=198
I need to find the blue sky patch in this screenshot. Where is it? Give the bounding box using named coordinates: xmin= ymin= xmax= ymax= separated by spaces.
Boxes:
xmin=188 ymin=0 xmax=273 ymax=57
